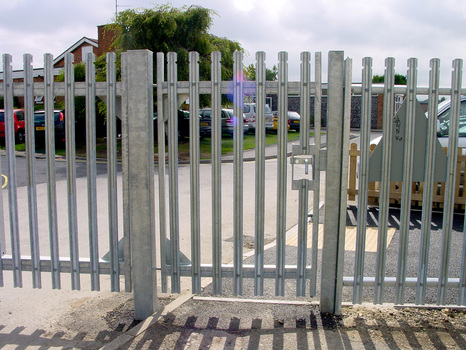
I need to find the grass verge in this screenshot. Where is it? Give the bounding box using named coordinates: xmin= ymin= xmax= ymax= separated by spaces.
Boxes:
xmin=3 ymin=130 xmax=305 ymax=160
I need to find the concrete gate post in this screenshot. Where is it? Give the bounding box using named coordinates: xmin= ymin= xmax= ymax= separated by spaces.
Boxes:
xmin=121 ymin=50 xmax=157 ymax=320
xmin=320 ymin=51 xmax=347 ymax=315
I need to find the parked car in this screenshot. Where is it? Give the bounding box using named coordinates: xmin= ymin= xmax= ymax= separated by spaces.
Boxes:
xmin=272 ymin=111 xmax=290 ymax=132
xmin=242 ymin=103 xmax=274 ymax=132
xmin=0 ymin=109 xmax=25 ymax=143
xmin=436 ymin=96 xmax=466 ymax=136
xmin=287 ymin=111 xmax=301 ymax=131
xmin=153 ymin=110 xmax=191 ymax=141
xmin=33 ymin=110 xmax=66 ymax=143
xmin=198 ymin=108 xmax=249 ymax=136
xmin=438 ymin=116 xmax=466 ymax=137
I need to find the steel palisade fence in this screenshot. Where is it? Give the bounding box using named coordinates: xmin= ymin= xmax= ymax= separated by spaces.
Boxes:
xmin=0 ymin=50 xmax=465 ymax=321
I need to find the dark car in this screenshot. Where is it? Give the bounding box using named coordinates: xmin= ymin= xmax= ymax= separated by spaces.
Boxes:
xmin=34 ymin=110 xmax=66 ymax=143
xmin=0 ymin=109 xmax=26 ymax=143
xmin=199 ymin=108 xmax=248 ymax=136
xmin=153 ymin=110 xmax=191 ymax=141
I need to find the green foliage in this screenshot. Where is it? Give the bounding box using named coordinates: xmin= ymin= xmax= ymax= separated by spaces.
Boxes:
xmin=112 ymin=5 xmax=244 ymax=82
xmin=372 ymin=73 xmax=407 ymax=85
xmin=244 ymin=63 xmax=278 ymax=81
xmin=0 ymin=96 xmax=22 ymax=109
xmin=56 ymin=62 xmax=107 ymax=138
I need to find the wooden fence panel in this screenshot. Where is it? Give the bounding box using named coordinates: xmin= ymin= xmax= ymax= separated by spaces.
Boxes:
xmin=347 ymin=143 xmax=466 ymax=211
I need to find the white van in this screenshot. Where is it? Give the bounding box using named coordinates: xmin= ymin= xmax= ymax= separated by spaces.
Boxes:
xmin=243 ymin=103 xmax=274 ymax=133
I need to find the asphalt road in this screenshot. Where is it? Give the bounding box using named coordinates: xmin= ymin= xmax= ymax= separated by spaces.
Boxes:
xmin=1 ymin=154 xmax=122 ymax=188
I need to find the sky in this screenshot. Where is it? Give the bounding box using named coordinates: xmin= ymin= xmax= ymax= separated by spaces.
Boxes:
xmin=1 ymin=0 xmax=466 ymax=88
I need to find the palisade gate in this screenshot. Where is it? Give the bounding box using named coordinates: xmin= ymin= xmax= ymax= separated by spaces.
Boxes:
xmin=0 ymin=50 xmax=465 ymax=321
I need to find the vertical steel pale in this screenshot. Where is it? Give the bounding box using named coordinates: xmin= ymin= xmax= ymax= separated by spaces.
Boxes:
xmin=296 ymin=51 xmax=311 ymax=297
xmin=85 ymin=53 xmax=99 ymax=291
xmin=416 ymin=58 xmax=440 ymax=304
xmin=233 ymin=51 xmax=244 ymax=295
xmin=24 ymin=54 xmax=41 ymax=289
xmin=189 ymin=51 xmax=201 ymax=293
xmin=396 ymin=58 xmax=418 ymax=305
xmin=374 ymin=57 xmax=395 ymax=304
xmin=44 ymin=53 xmax=60 ymax=289
xmin=106 ymin=52 xmax=120 ymax=292
xmin=437 ymin=59 xmax=463 ymax=305
xmin=254 ymin=51 xmax=266 ymax=296
xmin=276 ymin=51 xmax=288 ymax=296
xmin=353 ymin=57 xmax=372 ymax=304
xmin=3 ymin=54 xmax=22 ymax=287
xmin=167 ymin=52 xmax=181 ymax=294
xmin=310 ymin=52 xmax=322 ymax=297
xmin=211 ymin=51 xmax=223 ymax=295
xmin=156 ymin=52 xmax=168 ymax=293
xmin=65 ymin=53 xmax=80 ymax=290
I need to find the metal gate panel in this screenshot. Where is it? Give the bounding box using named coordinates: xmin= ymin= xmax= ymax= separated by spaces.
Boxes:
xmin=157 ymin=50 xmax=326 ymax=299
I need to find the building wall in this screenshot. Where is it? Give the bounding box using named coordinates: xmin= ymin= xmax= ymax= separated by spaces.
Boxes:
xmin=270 ymin=95 xmax=379 ymax=129
xmin=96 ymin=24 xmax=120 ymax=57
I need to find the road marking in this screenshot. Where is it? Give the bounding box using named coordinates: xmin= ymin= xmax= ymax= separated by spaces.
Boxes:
xmin=1 ymin=174 xmax=7 ymax=189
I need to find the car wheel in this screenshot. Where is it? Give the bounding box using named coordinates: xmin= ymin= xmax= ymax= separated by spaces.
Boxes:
xmin=16 ymin=130 xmax=25 ymax=144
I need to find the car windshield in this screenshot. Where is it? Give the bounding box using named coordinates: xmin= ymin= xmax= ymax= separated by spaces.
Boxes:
xmin=243 ymin=104 xmax=272 ymax=113
xmin=0 ymin=112 xmax=3 ymax=122
xmin=438 ymin=100 xmax=466 ymax=123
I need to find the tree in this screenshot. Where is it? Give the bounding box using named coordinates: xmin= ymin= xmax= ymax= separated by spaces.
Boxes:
xmin=372 ymin=74 xmax=407 ymax=85
xmin=56 ymin=62 xmax=106 ymax=139
xmin=244 ymin=63 xmax=278 ymax=81
xmin=111 ymin=5 xmax=244 ymax=83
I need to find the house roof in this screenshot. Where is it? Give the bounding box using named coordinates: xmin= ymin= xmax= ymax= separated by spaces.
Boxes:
xmin=53 ymin=36 xmax=99 ymax=65
xmin=0 ymin=36 xmax=99 ymax=79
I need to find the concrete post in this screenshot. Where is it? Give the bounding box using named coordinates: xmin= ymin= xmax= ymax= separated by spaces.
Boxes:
xmin=121 ymin=50 xmax=157 ymax=320
xmin=320 ymin=51 xmax=346 ymax=315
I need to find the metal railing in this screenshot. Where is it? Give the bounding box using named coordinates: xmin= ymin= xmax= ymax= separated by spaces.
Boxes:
xmin=2 ymin=49 xmax=465 ymax=321
xmin=0 ymin=52 xmax=125 ymax=292
xmin=348 ymin=57 xmax=466 ymax=307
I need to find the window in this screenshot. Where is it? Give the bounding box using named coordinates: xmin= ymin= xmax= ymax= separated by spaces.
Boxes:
xmin=34 ymin=96 xmax=44 ymax=104
xmin=82 ymin=45 xmax=94 ymax=59
xmin=15 ymin=111 xmax=24 ymax=121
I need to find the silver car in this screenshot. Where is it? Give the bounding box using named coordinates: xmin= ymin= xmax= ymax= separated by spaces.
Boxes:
xmin=242 ymin=103 xmax=274 ymax=133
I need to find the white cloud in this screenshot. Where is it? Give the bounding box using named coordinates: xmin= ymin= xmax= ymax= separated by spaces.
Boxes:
xmin=233 ymin=0 xmax=255 ymax=12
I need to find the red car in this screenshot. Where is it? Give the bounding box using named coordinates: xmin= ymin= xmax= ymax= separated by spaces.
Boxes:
xmin=0 ymin=109 xmax=26 ymax=143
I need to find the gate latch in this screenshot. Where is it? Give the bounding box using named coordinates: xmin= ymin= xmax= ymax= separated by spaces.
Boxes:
xmin=291 ymin=144 xmax=326 ymax=190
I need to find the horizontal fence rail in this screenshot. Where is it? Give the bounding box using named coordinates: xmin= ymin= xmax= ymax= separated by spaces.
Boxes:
xmin=0 ymin=53 xmax=126 ymax=292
